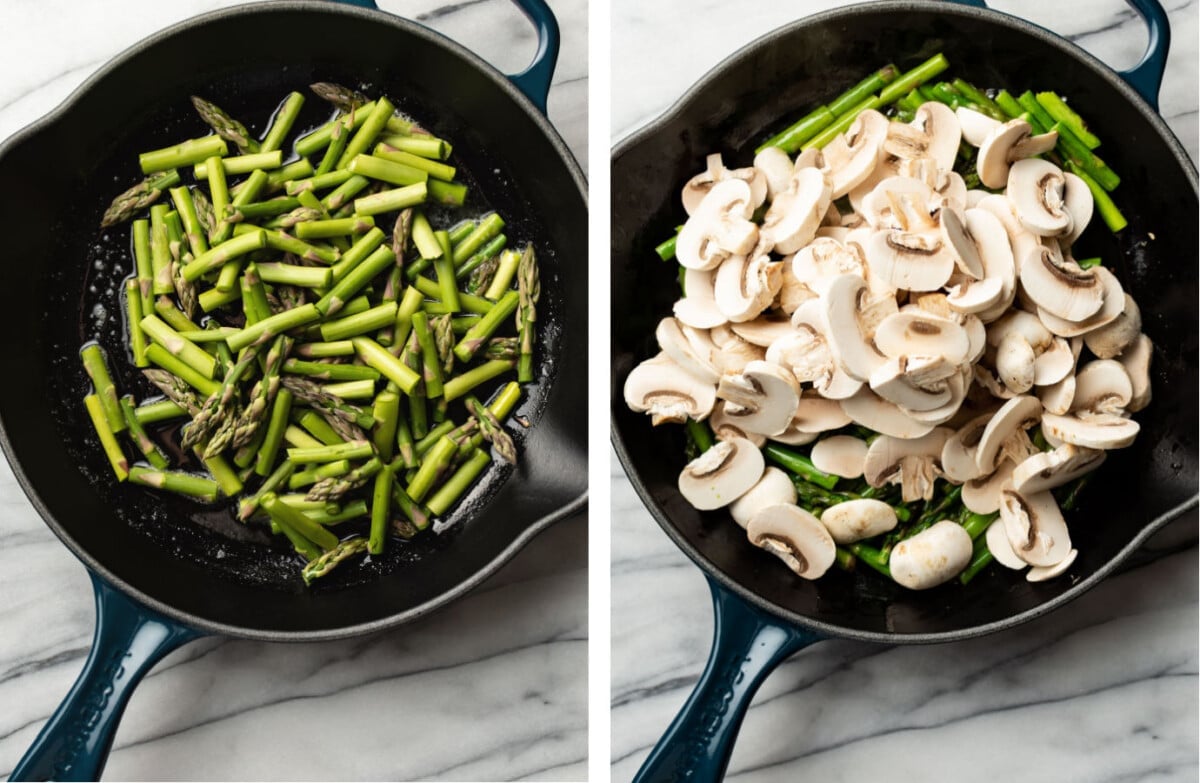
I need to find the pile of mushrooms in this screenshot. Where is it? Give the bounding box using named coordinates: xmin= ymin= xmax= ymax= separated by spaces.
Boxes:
xmin=624 ymin=104 xmax=1152 ymax=590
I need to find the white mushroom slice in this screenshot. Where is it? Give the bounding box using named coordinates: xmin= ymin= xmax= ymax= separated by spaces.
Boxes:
xmin=860 ymin=176 xmax=934 ymax=230
xmin=965 ymin=189 xmax=989 ymax=208
xmin=1033 ymin=337 xmax=1074 ymax=386
xmin=1083 ymin=294 xmax=1141 ymax=359
xmin=791 ymin=237 xmax=864 ymax=295
xmin=790 ymin=393 xmax=853 ymax=433
xmin=841 ymin=387 xmax=936 ymax=440
xmin=761 ymin=167 xmax=832 ymax=254
xmin=710 ymin=401 xmax=766 ymax=448
xmin=820 ymin=499 xmax=898 ymax=544
xmin=977 ymin=120 xmax=1060 ymax=189
xmin=975 ymin=194 xmax=1041 ymax=287
xmin=911 ymin=102 xmax=962 ymax=172
xmin=656 ymin=317 xmax=720 ymax=384
xmin=874 ymin=311 xmax=970 ymax=364
xmin=674 ymin=269 xmax=728 ymax=329
xmin=870 ymin=357 xmax=954 ymax=412
xmin=777 ymin=262 xmax=818 ymax=316
xmin=995 ymin=332 xmax=1036 ymax=394
xmin=986 ymin=520 xmax=1028 ymax=570
xmin=730 ymin=313 xmax=793 ymax=348
xmin=903 ymin=365 xmax=970 ymax=426
xmin=716 ymin=360 xmax=800 ymax=436
xmin=1019 ymin=243 xmax=1105 ymax=322
xmin=946 ymin=276 xmax=1004 ymax=314
xmin=1038 ymin=374 xmax=1076 ymax=415
xmin=771 ymin=428 xmax=819 ymax=446
xmin=624 ymin=353 xmax=717 ymax=425
xmin=1026 ymin=549 xmax=1078 ymax=582
xmin=746 ymin=504 xmax=836 ymax=579
xmin=940 ymin=208 xmax=984 ymax=279
xmin=963 ymin=314 xmax=987 ymax=363
xmin=863 ymin=427 xmax=952 ymax=502
xmin=677 ymin=437 xmax=765 ymax=510
xmin=865 ymin=229 xmax=956 ymax=292
xmin=1011 ymin=443 xmax=1106 ymax=495
xmin=1040 ymin=412 xmax=1140 ymax=449
xmin=975 ymin=364 xmax=1017 ymax=401
xmin=941 ymin=412 xmax=993 ymax=483
xmin=986 ymin=309 xmax=1054 ymax=352
xmin=1061 ymin=172 xmax=1094 ymax=246
xmin=753 ymin=146 xmax=795 ymax=202
xmin=793 ymin=147 xmax=823 ymax=171
xmin=1007 ymin=158 xmax=1072 ymax=237
xmin=822 ymin=274 xmax=887 ymax=382
xmin=1117 ymin=333 xmax=1152 ymax=412
xmin=889 ymin=520 xmax=974 ymax=590
xmin=676 ymin=179 xmax=759 ymax=271
xmin=710 ymin=331 xmax=765 ymax=375
xmin=821 ymin=109 xmax=888 ymax=198
xmin=713 ymin=253 xmax=782 ymax=323
xmin=1000 ymin=488 xmax=1072 ymax=567
xmin=957 ymin=107 xmax=1002 ymax=147
xmin=815 ymin=225 xmax=851 ymax=242
xmin=1036 ymin=266 xmax=1124 ymax=337
xmin=975 ymin=395 xmax=1042 ymax=472
xmin=962 ymin=458 xmax=1016 ymax=514
xmin=774 ymin=302 xmax=862 ymax=400
xmin=810 ymin=435 xmax=869 ymax=479
xmin=729 ymin=467 xmax=796 ymax=528
xmin=681 ymin=153 xmax=768 ymax=216
xmin=1071 ymin=359 xmax=1133 ymax=416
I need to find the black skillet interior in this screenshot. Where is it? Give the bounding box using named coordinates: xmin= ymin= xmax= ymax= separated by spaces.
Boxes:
xmin=611 ymin=2 xmax=1197 ymax=640
xmin=0 ymin=3 xmax=586 ymax=637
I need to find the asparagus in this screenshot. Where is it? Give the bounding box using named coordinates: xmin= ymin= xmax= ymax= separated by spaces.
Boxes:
xmin=311 ymin=82 xmax=370 ymax=112
xmin=145 ymin=345 xmax=220 ymax=397
xmin=100 ymin=170 xmax=180 ymax=228
xmin=391 ymin=482 xmax=431 ymax=533
xmin=80 ymin=344 xmax=126 ymax=434
xmin=412 ymin=312 xmax=444 ymax=398
xmin=454 ymin=290 xmax=519 ymax=362
xmin=306 ymin=456 xmax=383 ymax=501
xmin=261 ymin=492 xmax=338 ymax=551
xmin=353 ymin=182 xmax=428 ymax=216
xmin=293 ymin=410 xmax=346 ymax=446
xmin=465 ymin=396 xmax=516 ymax=464
xmin=763 ymin=443 xmax=839 ymax=490
xmin=182 ymin=344 xmax=259 ymax=454
xmin=515 ymin=245 xmax=540 ymax=382
xmin=142 ymin=369 xmax=202 ymax=415
xmin=281 ymin=376 xmax=374 ymax=431
xmin=427 ymin=448 xmax=491 ymax=516
xmin=233 ymin=335 xmax=290 ymax=449
xmin=369 ymin=468 xmax=392 ymax=554
xmin=432 ymin=231 xmax=461 ymax=313
xmin=255 ymin=388 xmax=294 ymax=477
xmin=352 ymin=336 xmax=421 ymax=394
xmin=190 ymin=96 xmax=259 ymax=154
xmin=337 ymin=97 xmax=396 ymax=168
xmin=227 ymin=303 xmax=321 ymax=352
xmin=379 ymin=134 xmax=451 ymax=160
xmin=261 ymin=91 xmax=306 ymax=153
xmin=128 ymin=466 xmax=218 ymax=500
xmin=289 ymin=459 xmax=352 ymax=488
xmin=84 ymin=394 xmax=129 ymax=481
xmin=139 ymin=135 xmax=228 ymax=174
xmin=302 ymin=537 xmax=369 ymax=584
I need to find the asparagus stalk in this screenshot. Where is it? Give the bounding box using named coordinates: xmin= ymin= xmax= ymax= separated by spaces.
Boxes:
xmin=427 ymin=448 xmax=491 ymax=516
xmin=289 ymin=459 xmax=352 ymax=488
xmin=139 ymin=135 xmax=228 ymax=174
xmin=405 ymin=436 xmax=457 ymax=502
xmin=190 ymin=96 xmax=259 ymax=153
xmin=144 ymin=345 xmax=219 ymax=397
xmin=412 ymin=312 xmax=445 ymax=398
xmin=261 ymin=91 xmax=306 ymax=153
xmin=306 ymin=456 xmax=383 ymax=501
xmin=227 ymin=303 xmax=321 ymax=352
xmin=302 ymin=537 xmax=369 ymax=584
xmin=260 ymin=492 xmax=338 ymax=551
xmin=353 ymin=182 xmax=428 ymax=216
xmin=84 ymin=394 xmax=129 ymax=481
xmin=337 ymin=97 xmax=396 ymax=168
xmin=453 ymin=290 xmax=520 ymax=362
xmin=281 ymin=376 xmax=374 ymax=430
xmin=80 ymin=344 xmax=126 ymax=433
xmin=391 ymin=482 xmax=431 ymax=533
xmin=442 ymin=359 xmax=516 ymax=402
xmin=320 ymin=302 xmax=398 ymax=341
xmin=100 ymin=170 xmax=180 ymax=228
xmin=369 ymin=467 xmax=393 ymax=554
xmin=128 ymin=466 xmax=218 ymax=500
xmin=311 ymin=82 xmax=370 ymax=112
xmin=465 ymin=396 xmax=516 ymax=464
xmin=484 ymin=249 xmax=521 ymax=300
xmin=515 ymin=245 xmax=540 ymax=382
xmin=352 ymin=336 xmax=421 ymax=394
xmin=255 ymin=388 xmax=294 ymax=476
xmin=379 ymin=134 xmax=451 ymax=160
xmin=763 ymin=443 xmax=839 ymax=489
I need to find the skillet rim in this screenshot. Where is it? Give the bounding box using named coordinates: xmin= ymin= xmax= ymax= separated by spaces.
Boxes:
xmin=0 ymin=0 xmax=588 ymax=642
xmin=610 ymin=0 xmax=1198 ymax=644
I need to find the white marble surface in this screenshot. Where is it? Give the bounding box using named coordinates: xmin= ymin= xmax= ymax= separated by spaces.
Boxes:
xmin=0 ymin=1 xmax=587 ymax=780
xmin=611 ymin=1 xmax=1198 ymax=780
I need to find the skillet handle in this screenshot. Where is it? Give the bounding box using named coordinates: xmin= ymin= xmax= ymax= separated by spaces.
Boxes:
xmin=943 ymin=0 xmax=1171 ymax=108
xmin=326 ymin=0 xmax=560 ymax=115
xmin=632 ymin=576 xmax=824 ymax=783
xmin=8 ymin=572 xmax=201 ymax=782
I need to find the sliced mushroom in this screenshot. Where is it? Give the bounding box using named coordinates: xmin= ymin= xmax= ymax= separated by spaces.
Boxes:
xmin=673 ymin=269 xmax=728 ymax=329
xmin=1033 ymin=337 xmax=1074 ymax=386
xmin=746 ymin=504 xmax=836 ymax=579
xmin=713 ymin=252 xmax=782 ymax=323
xmin=791 ymin=237 xmax=865 ymax=295
xmin=624 ymin=353 xmax=717 ymax=425
xmin=1083 ymin=294 xmax=1141 ymax=359
xmin=980 ymin=519 xmax=1025 ymax=571
xmin=911 ymin=102 xmax=962 ymax=172
xmin=1061 ymin=172 xmax=1094 ymax=246
xmin=753 ymin=146 xmax=795 ymax=201
xmin=729 ymin=467 xmax=797 ymax=528
xmin=709 ymin=328 xmax=765 ymax=375
xmin=710 ymin=400 xmax=766 ymax=448
xmin=1026 ymin=548 xmax=1078 ymax=582
xmin=770 ymin=305 xmax=862 ymax=400
xmin=789 ymin=392 xmax=853 ymax=433
xmin=1036 ymin=266 xmax=1125 ymax=337
xmin=1011 ymin=443 xmax=1106 ymax=495
xmin=957 ymin=107 xmax=1002 ymax=147
xmin=946 ymin=275 xmax=1004 ymax=314
xmin=1116 ymin=333 xmax=1152 ymax=412
xmin=1038 ymin=374 xmax=1076 ymax=415
xmin=860 ymin=176 xmax=935 ymax=231
xmin=1019 ymin=243 xmax=1104 ymax=322
xmin=676 ymin=178 xmax=760 ymax=271
xmin=1071 ymin=359 xmax=1133 ymax=416
xmin=822 ymin=274 xmax=887 ymax=381
xmin=863 ymin=427 xmax=952 ymax=502
xmin=762 ymin=167 xmax=833 ymax=254
xmin=873 ymin=311 xmax=970 ymax=364
xmin=864 ymin=228 xmax=957 ymax=292
xmin=677 ymin=437 xmax=764 ymax=510
xmin=821 ymin=109 xmax=888 ymax=198
xmin=962 ymin=458 xmax=1016 ymax=513
xmin=999 ymin=487 xmax=1072 ymax=567
xmin=820 ymin=499 xmax=898 ymax=544
xmin=941 ymin=411 xmax=993 ymax=482
xmin=656 ymin=317 xmax=720 ymax=384
xmin=841 ymin=387 xmax=937 ymax=440
xmin=870 ymin=357 xmax=954 ymax=412
xmin=730 ymin=312 xmax=794 ymax=347
xmin=986 ymin=309 xmax=1054 ymax=353
xmin=1007 ymin=158 xmax=1072 ymax=237
xmin=977 ymin=119 xmax=1059 ymax=189
xmin=681 ymin=153 xmax=767 ymax=215
xmin=1040 ymin=412 xmax=1140 ymax=450
xmin=777 ymin=262 xmax=818 ymax=315
xmin=716 ymin=360 xmax=801 ymax=436
xmin=962 ymin=208 xmax=1017 ymax=322
xmin=810 ymin=435 xmax=869 ymax=479
xmin=975 ymin=395 xmax=1042 ymax=472
xmin=995 ymin=331 xmax=1036 ymax=394
xmin=889 ymin=520 xmax=974 ymax=589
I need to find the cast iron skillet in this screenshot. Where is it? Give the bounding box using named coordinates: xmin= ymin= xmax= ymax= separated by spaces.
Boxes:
xmin=611 ymin=0 xmax=1196 ymax=779
xmin=0 ymin=0 xmax=586 ymax=779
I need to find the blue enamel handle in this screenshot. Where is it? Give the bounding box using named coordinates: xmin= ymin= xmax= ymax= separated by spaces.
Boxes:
xmin=330 ymin=0 xmax=560 ymax=114
xmin=633 ymin=577 xmax=824 ymax=783
xmin=945 ymin=0 xmax=1171 ymax=109
xmin=9 ymin=573 xmax=201 ymax=781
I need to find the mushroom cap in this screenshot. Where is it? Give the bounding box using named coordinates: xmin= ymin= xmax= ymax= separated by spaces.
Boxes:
xmin=1033 ymin=337 xmax=1075 ymax=386
xmin=912 ymin=102 xmax=962 ymax=172
xmin=1116 ymin=333 xmax=1153 ymax=412
xmin=820 ymin=499 xmax=898 ymax=544
xmin=977 ymin=119 xmax=1034 ymax=189
xmin=986 ymin=519 xmax=1028 ymax=570
xmin=746 ymin=503 xmax=837 ymax=579
xmin=762 ymin=167 xmax=832 ymax=254
xmin=624 ymin=353 xmax=717 ymax=426
xmin=957 ymin=107 xmax=1002 ymax=147
xmin=1007 ymin=158 xmax=1073 ymax=237
xmin=864 ymin=229 xmax=956 ymax=292
xmin=1061 ymin=172 xmax=1094 ymax=246
xmin=1019 ymin=243 xmax=1105 ymax=323
xmin=874 ymin=311 xmax=970 ymax=364
xmin=1083 ymin=294 xmax=1141 ymax=359
xmin=1011 ymin=443 xmax=1106 ymax=495
xmin=716 ymin=360 xmax=801 ymax=436
xmin=995 ymin=331 xmax=1036 ymax=394
xmin=810 ymin=435 xmax=869 ymax=479
xmin=710 ymin=400 xmax=766 ymax=448
xmin=777 ymin=261 xmax=819 ymax=315
xmin=889 ymin=520 xmax=974 ymax=590
xmin=729 ymin=467 xmax=796 ymax=528
xmin=1036 ymin=265 xmax=1124 ymax=337
xmin=822 ymin=274 xmax=887 ymax=382
xmin=1071 ymin=359 xmax=1133 ymax=416
xmin=656 ymin=317 xmax=720 ymax=384
xmin=1040 ymin=412 xmax=1139 ymax=449
xmin=975 ymin=395 xmax=1043 ymax=472
xmin=1000 ymin=487 xmax=1072 ymax=567
xmin=941 ymin=411 xmax=994 ymax=482
xmin=714 ymin=253 xmax=782 ymax=323
xmin=676 ymin=178 xmax=758 ymax=270
xmin=673 ymin=269 xmax=728 ymax=329
xmin=753 ymin=146 xmax=795 ymax=202
xmin=790 ymin=392 xmax=854 ymax=433
xmin=863 ymin=427 xmax=953 ymax=501
xmin=1026 ymin=548 xmax=1078 ymax=582
xmin=677 ymin=437 xmax=765 ymax=510
xmin=841 ymin=387 xmax=937 ymax=440
xmin=962 ymin=458 xmax=1016 ymax=514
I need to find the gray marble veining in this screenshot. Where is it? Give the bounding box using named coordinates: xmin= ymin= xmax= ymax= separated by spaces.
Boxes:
xmin=611 ymin=1 xmax=1197 ymax=780
xmin=0 ymin=1 xmax=587 ymax=780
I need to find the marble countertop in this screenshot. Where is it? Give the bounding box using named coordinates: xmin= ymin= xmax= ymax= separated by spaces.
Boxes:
xmin=611 ymin=1 xmax=1197 ymax=781
xmin=0 ymin=1 xmax=587 ymax=780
